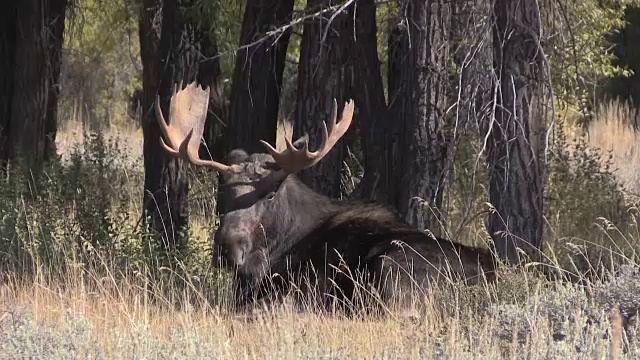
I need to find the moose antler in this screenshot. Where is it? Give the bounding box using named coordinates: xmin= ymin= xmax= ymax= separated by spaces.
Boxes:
xmin=155 ymin=81 xmax=240 ymax=173
xmin=260 ymin=99 xmax=355 ymax=174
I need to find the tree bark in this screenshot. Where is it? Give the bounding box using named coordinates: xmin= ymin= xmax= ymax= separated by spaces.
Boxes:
xmin=294 ymin=0 xmax=354 ymax=197
xmin=200 ymin=31 xmax=226 ymax=163
xmin=141 ymin=0 xmax=220 ymax=252
xmin=440 ymin=0 xmax=492 ymax=224
xmin=226 ymin=0 xmax=295 ymax=154
xmin=0 ymin=2 xmax=17 ymax=162
xmin=388 ymin=0 xmax=453 ymax=232
xmin=8 ymin=0 xmax=67 ymax=165
xmin=450 ymin=0 xmax=493 ymax=132
xmin=350 ymin=0 xmax=390 ymax=203
xmin=488 ymin=0 xmax=544 ymax=263
xmin=139 ymin=0 xmax=162 ymax=127
xmin=387 ymin=23 xmax=409 ymax=210
xmin=44 ymin=0 xmax=67 ymax=160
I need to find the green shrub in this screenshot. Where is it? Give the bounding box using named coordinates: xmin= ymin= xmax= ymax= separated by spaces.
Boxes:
xmin=447 ymin=113 xmax=636 ymax=274
xmin=544 ymin=118 xmax=638 ymax=273
xmin=0 ymin=128 xmax=216 ymax=286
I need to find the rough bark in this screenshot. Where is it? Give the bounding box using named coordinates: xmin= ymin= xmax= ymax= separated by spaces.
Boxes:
xmin=350 ymin=0 xmax=390 ymax=203
xmin=44 ymin=0 xmax=67 ymax=159
xmin=450 ymin=0 xmax=493 ymax=132
xmin=200 ymin=32 xmax=226 ymax=163
xmin=387 ymin=24 xmax=409 ymax=209
xmin=294 ymin=0 xmax=354 ymax=197
xmin=0 ymin=2 xmax=17 ymax=162
xmin=441 ymin=0 xmax=492 ymax=224
xmin=141 ymin=0 xmax=219 ymax=252
xmin=488 ymin=0 xmax=545 ymax=263
xmin=8 ymin=0 xmax=67 ymax=165
xmin=139 ymin=0 xmax=162 ymax=125
xmin=226 ymin=0 xmax=295 ymax=154
xmin=388 ymin=0 xmax=453 ymax=232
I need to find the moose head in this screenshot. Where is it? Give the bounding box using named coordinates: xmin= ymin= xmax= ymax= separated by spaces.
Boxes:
xmin=154 ymin=81 xmax=355 ymax=289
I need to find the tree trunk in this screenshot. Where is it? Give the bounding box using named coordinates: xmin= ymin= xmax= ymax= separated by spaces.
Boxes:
xmin=450 ymin=0 xmax=493 ymax=133
xmin=8 ymin=0 xmax=67 ymax=165
xmin=141 ymin=0 xmax=220 ymax=252
xmin=387 ymin=23 xmax=408 ymax=210
xmin=441 ymin=0 xmax=493 ymax=224
xmin=139 ymin=0 xmax=162 ymax=126
xmin=44 ymin=0 xmax=67 ymax=160
xmin=388 ymin=0 xmax=453 ymax=232
xmin=488 ymin=0 xmax=544 ymax=263
xmin=139 ymin=0 xmax=162 ymax=244
xmin=0 ymin=2 xmax=17 ymax=162
xmin=294 ymin=0 xmax=354 ymax=197
xmin=350 ymin=0 xmax=390 ymax=203
xmin=200 ymin=32 xmax=226 ymax=163
xmin=226 ymin=0 xmax=295 ymax=154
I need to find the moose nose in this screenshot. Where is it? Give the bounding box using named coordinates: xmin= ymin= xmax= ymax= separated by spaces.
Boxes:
xmin=230 ymin=246 xmax=246 ymax=266
xmin=214 ymin=231 xmax=251 ymax=267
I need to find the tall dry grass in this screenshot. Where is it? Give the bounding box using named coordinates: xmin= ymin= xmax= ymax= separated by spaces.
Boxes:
xmin=1 ymin=103 xmax=639 ymax=358
xmin=2 ymin=253 xmax=639 ymax=358
xmin=55 ymin=119 xmax=144 ymax=169
xmin=585 ymin=99 xmax=640 ymax=194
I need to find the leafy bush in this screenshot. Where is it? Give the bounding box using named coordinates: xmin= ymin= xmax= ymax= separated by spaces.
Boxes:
xmin=447 ymin=110 xmax=636 ymax=274
xmin=544 ymin=116 xmax=639 ymax=273
xmin=0 ymin=127 xmax=216 ymax=285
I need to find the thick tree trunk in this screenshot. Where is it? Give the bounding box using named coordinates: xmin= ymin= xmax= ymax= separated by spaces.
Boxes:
xmin=226 ymin=0 xmax=295 ymax=154
xmin=200 ymin=32 xmax=226 ymax=163
xmin=139 ymin=0 xmax=162 ymax=125
xmin=442 ymin=0 xmax=493 ymax=223
xmin=387 ymin=24 xmax=409 ymax=210
xmin=8 ymin=0 xmax=67 ymax=165
xmin=0 ymin=3 xmax=17 ymax=161
xmin=388 ymin=0 xmax=453 ymax=232
xmin=44 ymin=0 xmax=67 ymax=159
xmin=350 ymin=0 xmax=390 ymax=203
xmin=139 ymin=0 xmax=162 ymax=243
xmin=294 ymin=0 xmax=354 ymax=197
xmin=450 ymin=0 xmax=493 ymax=131
xmin=141 ymin=0 xmax=219 ymax=252
xmin=488 ymin=0 xmax=544 ymax=263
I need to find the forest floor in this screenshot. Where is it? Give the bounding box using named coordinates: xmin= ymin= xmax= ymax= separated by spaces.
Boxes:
xmin=1 ymin=101 xmax=639 ymax=358
xmin=1 ymin=264 xmax=639 ymax=358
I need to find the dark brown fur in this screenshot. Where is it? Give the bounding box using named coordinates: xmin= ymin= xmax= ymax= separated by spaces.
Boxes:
xmin=213 ymin=148 xmax=496 ymax=312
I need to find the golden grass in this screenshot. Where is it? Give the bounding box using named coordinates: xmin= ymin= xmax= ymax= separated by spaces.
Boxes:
xmin=276 ymin=117 xmax=294 ymax=152
xmin=1 ymin=259 xmax=632 ymax=359
xmin=581 ymin=99 xmax=640 ymax=193
xmin=0 ymin=268 xmax=433 ymax=358
xmin=18 ymin=101 xmax=637 ymax=358
xmin=55 ymin=119 xmax=144 ymax=169
xmin=55 ymin=114 xmax=292 ymax=166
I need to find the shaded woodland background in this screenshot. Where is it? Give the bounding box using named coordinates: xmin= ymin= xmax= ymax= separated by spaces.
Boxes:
xmin=1 ymin=0 xmax=640 ymax=289
xmin=4 ymin=0 xmax=640 ymax=357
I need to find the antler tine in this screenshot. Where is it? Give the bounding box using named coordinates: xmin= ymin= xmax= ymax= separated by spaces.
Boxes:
xmin=316 ymin=98 xmax=353 ymax=159
xmin=155 ymin=81 xmax=240 ymax=173
xmin=259 ymin=98 xmax=355 ymax=174
xmin=155 ymin=95 xmax=177 ymax=151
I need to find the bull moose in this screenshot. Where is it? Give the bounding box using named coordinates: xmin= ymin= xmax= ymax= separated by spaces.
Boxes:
xmin=154 ymin=81 xmax=496 ymax=313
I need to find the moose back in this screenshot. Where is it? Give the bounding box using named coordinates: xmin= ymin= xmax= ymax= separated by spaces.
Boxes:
xmin=154 ymin=81 xmax=496 ymax=311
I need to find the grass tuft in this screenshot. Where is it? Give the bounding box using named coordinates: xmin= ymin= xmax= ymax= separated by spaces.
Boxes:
xmin=1 ymin=104 xmax=640 ymax=357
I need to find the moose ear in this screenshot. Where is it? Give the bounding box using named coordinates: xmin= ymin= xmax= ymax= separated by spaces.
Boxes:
xmin=263 ymin=160 xmax=280 ymax=171
xmin=227 ymin=149 xmax=249 ymax=164
xmin=292 ymin=135 xmax=309 ymax=150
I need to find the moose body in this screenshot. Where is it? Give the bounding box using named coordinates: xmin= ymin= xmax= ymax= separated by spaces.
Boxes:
xmin=155 ymin=82 xmax=495 ymax=312
xmin=215 ymin=160 xmax=495 ymax=309
xmin=214 ymin=162 xmax=493 ymax=305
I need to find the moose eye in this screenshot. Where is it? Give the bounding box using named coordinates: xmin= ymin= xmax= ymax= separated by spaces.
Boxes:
xmin=265 ymin=192 xmax=275 ymax=201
